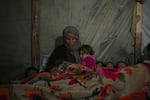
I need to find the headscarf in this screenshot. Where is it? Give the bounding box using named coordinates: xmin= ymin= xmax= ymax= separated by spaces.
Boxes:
xmin=63 ymin=26 xmax=81 ymax=63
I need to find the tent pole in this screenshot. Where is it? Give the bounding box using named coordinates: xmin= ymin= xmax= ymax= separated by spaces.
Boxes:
xmin=31 ymin=0 xmax=40 ymax=67
xmin=135 ymin=2 xmax=142 ymax=63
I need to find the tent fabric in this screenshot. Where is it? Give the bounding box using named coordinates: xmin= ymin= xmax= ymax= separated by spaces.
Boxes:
xmin=2 ymin=0 xmax=150 ymax=80
xmin=0 ymin=0 xmax=31 ymax=80
xmin=142 ymin=0 xmax=150 ymax=54
xmin=40 ymin=0 xmax=136 ymax=65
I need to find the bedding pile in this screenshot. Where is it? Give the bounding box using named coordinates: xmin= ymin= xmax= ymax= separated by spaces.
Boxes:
xmin=0 ymin=63 xmax=150 ymax=100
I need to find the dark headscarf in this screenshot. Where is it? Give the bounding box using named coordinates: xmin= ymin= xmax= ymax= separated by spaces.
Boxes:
xmin=62 ymin=26 xmax=81 ymax=63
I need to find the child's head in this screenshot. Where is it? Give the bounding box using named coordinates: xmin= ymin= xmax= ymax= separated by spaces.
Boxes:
xmin=116 ymin=61 xmax=127 ymax=69
xmin=95 ymin=61 xmax=105 ymax=71
xmin=106 ymin=62 xmax=114 ymax=68
xmin=78 ymin=44 xmax=94 ymax=60
xmin=96 ymin=61 xmax=104 ymax=68
xmin=25 ymin=67 xmax=39 ymax=77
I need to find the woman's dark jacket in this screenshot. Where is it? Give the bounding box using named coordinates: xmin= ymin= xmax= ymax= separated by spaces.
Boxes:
xmin=46 ymin=44 xmax=78 ymax=70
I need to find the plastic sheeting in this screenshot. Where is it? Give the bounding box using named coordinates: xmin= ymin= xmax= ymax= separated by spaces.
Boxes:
xmin=40 ymin=0 xmax=136 ymax=65
xmin=142 ymin=0 xmax=150 ymax=54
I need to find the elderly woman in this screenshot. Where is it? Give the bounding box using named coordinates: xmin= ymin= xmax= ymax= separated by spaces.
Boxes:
xmin=45 ymin=26 xmax=81 ymax=71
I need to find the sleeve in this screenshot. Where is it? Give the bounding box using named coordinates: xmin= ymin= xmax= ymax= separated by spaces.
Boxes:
xmin=84 ymin=56 xmax=96 ymax=70
xmin=46 ymin=46 xmax=65 ymax=70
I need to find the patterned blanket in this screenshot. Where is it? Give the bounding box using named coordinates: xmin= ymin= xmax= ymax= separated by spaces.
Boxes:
xmin=0 ymin=63 xmax=150 ymax=100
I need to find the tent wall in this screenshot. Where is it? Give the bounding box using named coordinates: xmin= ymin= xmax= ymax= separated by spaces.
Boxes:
xmin=142 ymin=0 xmax=150 ymax=54
xmin=40 ymin=0 xmax=136 ymax=65
xmin=0 ymin=0 xmax=138 ymax=80
xmin=0 ymin=0 xmax=31 ymax=80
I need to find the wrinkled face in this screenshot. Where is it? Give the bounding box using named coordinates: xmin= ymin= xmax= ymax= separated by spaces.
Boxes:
xmin=65 ymin=33 xmax=78 ymax=48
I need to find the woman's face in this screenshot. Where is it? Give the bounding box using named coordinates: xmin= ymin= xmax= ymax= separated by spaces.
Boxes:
xmin=65 ymin=33 xmax=77 ymax=48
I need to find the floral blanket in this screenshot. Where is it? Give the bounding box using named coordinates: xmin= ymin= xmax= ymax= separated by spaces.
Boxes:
xmin=0 ymin=63 xmax=150 ymax=100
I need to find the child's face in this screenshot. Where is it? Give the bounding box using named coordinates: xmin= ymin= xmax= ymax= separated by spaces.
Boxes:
xmin=79 ymin=51 xmax=88 ymax=60
xmin=96 ymin=63 xmax=103 ymax=68
xmin=118 ymin=62 xmax=126 ymax=68
xmin=106 ymin=63 xmax=114 ymax=68
xmin=27 ymin=70 xmax=38 ymax=77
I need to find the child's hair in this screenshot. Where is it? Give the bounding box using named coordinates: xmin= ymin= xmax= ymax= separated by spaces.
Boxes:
xmin=78 ymin=44 xmax=94 ymax=55
xmin=116 ymin=60 xmax=127 ymax=65
xmin=106 ymin=61 xmax=114 ymax=68
xmin=96 ymin=61 xmax=105 ymax=66
xmin=25 ymin=67 xmax=39 ymax=77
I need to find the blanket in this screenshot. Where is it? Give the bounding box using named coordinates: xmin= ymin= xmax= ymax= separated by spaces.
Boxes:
xmin=0 ymin=63 xmax=150 ymax=100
